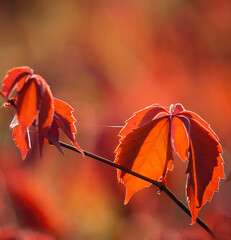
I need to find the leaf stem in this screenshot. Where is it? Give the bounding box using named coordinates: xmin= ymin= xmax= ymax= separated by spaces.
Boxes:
xmin=59 ymin=141 xmax=215 ymax=239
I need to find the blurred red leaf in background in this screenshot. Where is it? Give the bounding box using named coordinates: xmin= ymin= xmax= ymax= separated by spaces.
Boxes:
xmin=0 ymin=226 xmax=55 ymax=240
xmin=0 ymin=162 xmax=70 ymax=239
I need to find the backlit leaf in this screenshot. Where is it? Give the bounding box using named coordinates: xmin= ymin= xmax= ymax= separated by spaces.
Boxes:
xmin=53 ymin=98 xmax=83 ymax=154
xmin=0 ymin=67 xmax=33 ymax=98
xmin=12 ymin=125 xmax=31 ymax=160
xmin=16 ymin=78 xmax=40 ymax=137
xmin=186 ymin=119 xmax=224 ymax=224
xmin=35 ymin=75 xmax=54 ymax=156
xmin=171 ymin=116 xmax=190 ymax=161
xmin=115 ymin=116 xmax=173 ymax=203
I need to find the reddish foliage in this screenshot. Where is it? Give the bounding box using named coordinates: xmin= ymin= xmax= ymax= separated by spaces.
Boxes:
xmin=0 ymin=226 xmax=55 ymax=240
xmin=115 ymin=103 xmax=225 ymax=223
xmin=0 ymin=67 xmax=83 ymax=159
xmin=1 ymin=166 xmax=70 ymax=239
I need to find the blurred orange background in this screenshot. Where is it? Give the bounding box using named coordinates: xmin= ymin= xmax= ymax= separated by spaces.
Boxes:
xmin=0 ymin=1 xmax=231 ymax=239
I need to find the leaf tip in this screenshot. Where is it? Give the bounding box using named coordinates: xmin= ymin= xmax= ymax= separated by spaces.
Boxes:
xmin=124 ymin=193 xmax=131 ymax=205
xmin=73 ymin=141 xmax=84 ymax=156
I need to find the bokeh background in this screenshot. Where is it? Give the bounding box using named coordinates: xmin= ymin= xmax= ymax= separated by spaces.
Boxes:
xmin=0 ymin=0 xmax=231 ymax=239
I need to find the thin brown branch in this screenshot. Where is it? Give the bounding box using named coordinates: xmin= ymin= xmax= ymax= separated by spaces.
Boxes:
xmin=59 ymin=141 xmax=215 ymax=239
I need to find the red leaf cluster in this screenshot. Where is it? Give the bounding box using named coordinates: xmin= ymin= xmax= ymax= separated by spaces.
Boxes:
xmin=115 ymin=103 xmax=225 ymax=223
xmin=0 ymin=67 xmax=82 ymax=159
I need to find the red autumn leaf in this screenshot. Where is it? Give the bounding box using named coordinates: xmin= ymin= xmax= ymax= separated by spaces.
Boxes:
xmin=12 ymin=124 xmax=31 ymax=160
xmin=46 ymin=98 xmax=83 ymax=154
xmin=115 ymin=103 xmax=225 ymax=223
xmin=35 ymin=75 xmax=54 ymax=156
xmin=16 ymin=78 xmax=41 ymax=137
xmin=0 ymin=66 xmax=33 ymax=98
xmin=186 ymin=119 xmax=224 ymax=224
xmin=0 ymin=67 xmax=83 ymax=159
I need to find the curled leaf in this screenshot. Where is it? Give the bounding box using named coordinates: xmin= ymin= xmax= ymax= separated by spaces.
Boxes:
xmin=1 ymin=67 xmax=33 ymax=98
